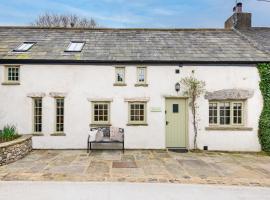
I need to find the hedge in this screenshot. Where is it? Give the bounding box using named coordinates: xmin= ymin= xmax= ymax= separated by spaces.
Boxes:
xmin=258 ymin=63 xmax=270 ymax=152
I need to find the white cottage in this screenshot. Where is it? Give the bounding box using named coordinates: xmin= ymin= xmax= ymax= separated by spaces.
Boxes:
xmin=0 ymin=6 xmax=270 ymax=151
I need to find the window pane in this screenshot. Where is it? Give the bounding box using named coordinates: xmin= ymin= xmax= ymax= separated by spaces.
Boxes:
xmin=138 ymin=68 xmax=146 ymax=83
xmin=7 ymin=66 xmax=19 ymax=81
xmin=173 ymin=104 xmax=179 ymax=113
xmin=15 ymin=42 xmax=34 ymax=51
xmin=116 ymin=68 xmax=125 ymax=83
xmin=93 ymin=103 xmax=109 ymax=123
xmin=33 ymin=98 xmax=42 ymax=132
xmin=209 ymin=103 xmax=218 ymax=124
xmin=233 ymin=103 xmax=242 ymax=124
xmin=129 ymin=103 xmax=146 ymax=123
xmin=66 ymin=42 xmax=84 ymax=51
xmin=56 ymin=98 xmax=64 ymax=132
xmin=220 ymin=102 xmax=230 ymax=125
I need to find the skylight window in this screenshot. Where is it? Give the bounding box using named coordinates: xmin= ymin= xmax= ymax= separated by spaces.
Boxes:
xmin=14 ymin=42 xmax=35 ymax=52
xmin=66 ymin=41 xmax=85 ymax=52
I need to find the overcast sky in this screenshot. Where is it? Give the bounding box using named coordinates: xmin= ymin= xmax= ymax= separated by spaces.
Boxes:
xmin=0 ymin=0 xmax=269 ymax=28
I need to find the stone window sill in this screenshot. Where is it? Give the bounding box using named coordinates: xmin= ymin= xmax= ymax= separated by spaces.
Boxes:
xmin=135 ymin=83 xmax=148 ymax=87
xmin=32 ymin=133 xmax=44 ymax=136
xmin=127 ymin=123 xmax=148 ymax=126
xmin=2 ymin=82 xmax=20 ymax=85
xmin=205 ymin=126 xmax=253 ymax=131
xmin=113 ymin=83 xmax=127 ymax=86
xmin=90 ymin=123 xmax=112 ymax=127
xmin=51 ymin=133 xmax=66 ymax=136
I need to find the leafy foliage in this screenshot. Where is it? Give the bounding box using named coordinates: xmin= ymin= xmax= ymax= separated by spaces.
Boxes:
xmin=258 ymin=63 xmax=270 ymax=152
xmin=31 ymin=13 xmax=98 ymax=28
xmin=0 ymin=125 xmax=19 ymax=143
xmin=180 ymin=75 xmax=205 ymax=149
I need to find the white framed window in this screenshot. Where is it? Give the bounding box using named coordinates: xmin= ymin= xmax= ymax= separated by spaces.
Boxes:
xmin=5 ymin=66 xmax=20 ymax=83
xmin=55 ymin=98 xmax=64 ymax=133
xmin=66 ymin=41 xmax=85 ymax=52
xmin=137 ymin=67 xmax=147 ymax=84
xmin=115 ymin=67 xmax=125 ymax=84
xmin=209 ymin=101 xmax=244 ymax=126
xmin=33 ymin=98 xmax=42 ymax=133
xmin=128 ymin=102 xmax=147 ymax=125
xmin=92 ymin=102 xmax=110 ymax=125
xmin=209 ymin=102 xmax=218 ymax=125
xmin=14 ymin=42 xmax=35 ymax=52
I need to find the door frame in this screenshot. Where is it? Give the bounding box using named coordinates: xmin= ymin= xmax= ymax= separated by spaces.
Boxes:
xmin=164 ymin=96 xmax=189 ymax=149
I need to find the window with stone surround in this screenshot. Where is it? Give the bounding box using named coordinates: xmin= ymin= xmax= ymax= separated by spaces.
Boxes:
xmin=128 ymin=102 xmax=147 ymax=125
xmin=115 ymin=67 xmax=125 ymax=85
xmin=209 ymin=101 xmax=244 ymax=126
xmin=136 ymin=67 xmax=147 ymax=85
xmin=33 ymin=98 xmax=42 ymax=133
xmin=4 ymin=66 xmax=20 ymax=83
xmin=92 ymin=102 xmax=110 ymax=125
xmin=55 ymin=98 xmax=64 ymax=133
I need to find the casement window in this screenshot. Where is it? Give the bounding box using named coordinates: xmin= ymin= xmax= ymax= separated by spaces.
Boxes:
xmin=33 ymin=98 xmax=42 ymax=133
xmin=5 ymin=66 xmax=20 ymax=83
xmin=209 ymin=101 xmax=244 ymax=126
xmin=14 ymin=42 xmax=35 ymax=52
xmin=136 ymin=67 xmax=147 ymax=85
xmin=66 ymin=41 xmax=85 ymax=52
xmin=55 ymin=98 xmax=64 ymax=133
xmin=128 ymin=102 xmax=147 ymax=125
xmin=115 ymin=67 xmax=125 ymax=85
xmin=92 ymin=102 xmax=110 ymax=125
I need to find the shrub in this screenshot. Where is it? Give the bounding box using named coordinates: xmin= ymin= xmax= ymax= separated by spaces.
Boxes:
xmin=258 ymin=63 xmax=270 ymax=152
xmin=0 ymin=125 xmax=19 ymax=143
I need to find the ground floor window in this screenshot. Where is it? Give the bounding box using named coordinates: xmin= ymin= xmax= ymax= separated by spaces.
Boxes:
xmin=92 ymin=102 xmax=110 ymax=125
xmin=209 ymin=101 xmax=244 ymax=126
xmin=55 ymin=98 xmax=64 ymax=132
xmin=33 ymin=98 xmax=42 ymax=133
xmin=128 ymin=102 xmax=147 ymax=125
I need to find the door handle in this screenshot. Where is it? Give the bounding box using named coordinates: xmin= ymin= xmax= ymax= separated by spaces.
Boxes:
xmin=166 ymin=121 xmax=169 ymax=125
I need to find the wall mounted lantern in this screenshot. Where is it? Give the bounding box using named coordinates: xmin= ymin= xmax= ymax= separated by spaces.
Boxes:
xmin=175 ymin=82 xmax=180 ymax=93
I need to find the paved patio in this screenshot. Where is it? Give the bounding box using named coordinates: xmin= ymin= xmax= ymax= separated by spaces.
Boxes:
xmin=0 ymin=150 xmax=270 ymax=187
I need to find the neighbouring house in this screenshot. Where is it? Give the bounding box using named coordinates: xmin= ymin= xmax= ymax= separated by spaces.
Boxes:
xmin=0 ymin=3 xmax=270 ymax=151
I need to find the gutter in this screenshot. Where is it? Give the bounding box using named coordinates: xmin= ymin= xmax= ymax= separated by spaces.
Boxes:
xmin=0 ymin=59 xmax=269 ymax=65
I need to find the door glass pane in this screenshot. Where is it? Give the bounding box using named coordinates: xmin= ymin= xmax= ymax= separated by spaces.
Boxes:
xmin=173 ymin=104 xmax=179 ymax=113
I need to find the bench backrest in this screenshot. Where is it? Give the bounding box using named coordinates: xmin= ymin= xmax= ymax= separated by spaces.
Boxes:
xmin=90 ymin=127 xmax=124 ymax=137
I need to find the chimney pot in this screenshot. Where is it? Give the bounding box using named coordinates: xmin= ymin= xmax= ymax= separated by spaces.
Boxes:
xmin=236 ymin=2 xmax=243 ymax=13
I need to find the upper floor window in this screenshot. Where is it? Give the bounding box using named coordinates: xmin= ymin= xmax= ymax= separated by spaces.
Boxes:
xmin=4 ymin=66 xmax=20 ymax=83
xmin=136 ymin=67 xmax=148 ymax=86
xmin=114 ymin=67 xmax=125 ymax=85
xmin=91 ymin=102 xmax=110 ymax=125
xmin=14 ymin=42 xmax=35 ymax=52
xmin=209 ymin=101 xmax=244 ymax=126
xmin=66 ymin=41 xmax=85 ymax=52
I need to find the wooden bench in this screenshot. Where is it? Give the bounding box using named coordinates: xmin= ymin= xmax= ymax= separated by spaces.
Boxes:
xmin=87 ymin=127 xmax=124 ymax=153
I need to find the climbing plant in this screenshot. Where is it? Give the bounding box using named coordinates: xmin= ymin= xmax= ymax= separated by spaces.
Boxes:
xmin=180 ymin=75 xmax=205 ymax=150
xmin=258 ymin=63 xmax=270 ymax=152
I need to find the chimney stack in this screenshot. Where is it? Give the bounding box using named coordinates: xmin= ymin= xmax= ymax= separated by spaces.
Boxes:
xmin=225 ymin=2 xmax=251 ymax=29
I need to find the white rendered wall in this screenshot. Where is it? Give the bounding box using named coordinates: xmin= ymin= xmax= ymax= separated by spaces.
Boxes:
xmin=0 ymin=64 xmax=262 ymax=151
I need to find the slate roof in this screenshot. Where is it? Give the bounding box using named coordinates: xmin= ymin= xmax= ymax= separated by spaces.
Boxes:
xmin=238 ymin=28 xmax=270 ymax=55
xmin=0 ymin=26 xmax=269 ymax=63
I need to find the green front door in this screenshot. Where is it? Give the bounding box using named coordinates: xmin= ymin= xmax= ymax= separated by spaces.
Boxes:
xmin=165 ymin=98 xmax=187 ymax=148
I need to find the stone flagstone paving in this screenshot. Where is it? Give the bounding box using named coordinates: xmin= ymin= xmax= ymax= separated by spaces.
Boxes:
xmin=0 ymin=150 xmax=270 ymax=187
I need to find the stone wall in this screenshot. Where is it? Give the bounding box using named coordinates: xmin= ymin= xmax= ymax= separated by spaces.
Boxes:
xmin=0 ymin=135 xmax=32 ymax=166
